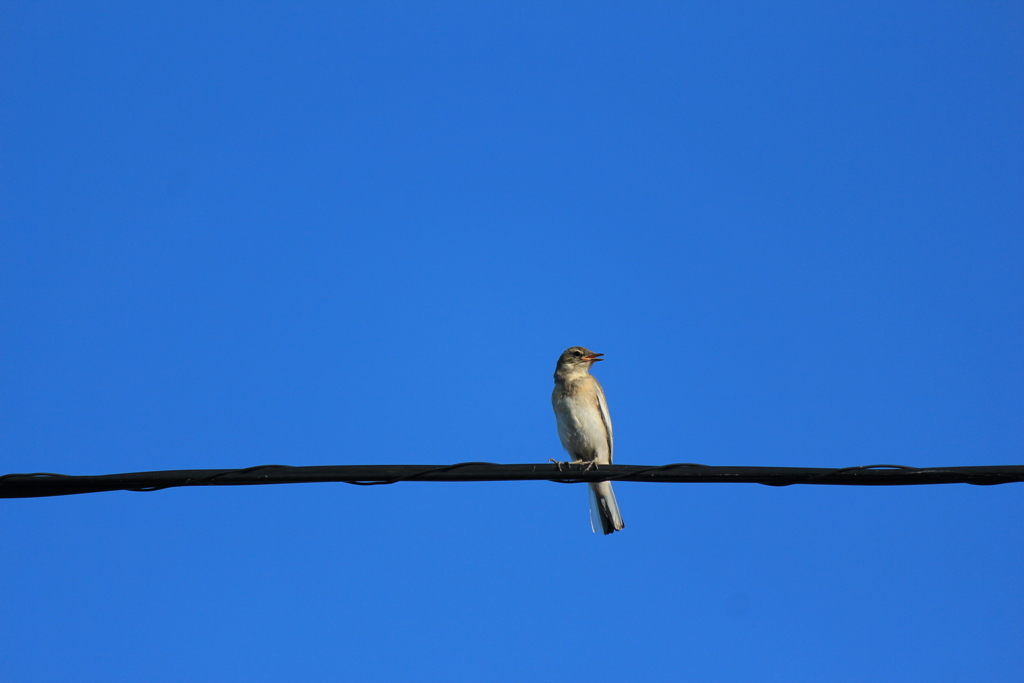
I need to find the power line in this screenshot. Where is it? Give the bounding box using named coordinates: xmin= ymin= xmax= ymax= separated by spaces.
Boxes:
xmin=2 ymin=462 xmax=1022 ymax=499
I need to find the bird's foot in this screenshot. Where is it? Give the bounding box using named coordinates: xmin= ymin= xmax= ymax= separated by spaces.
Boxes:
xmin=577 ymin=459 xmax=598 ymax=472
xmin=548 ymin=458 xmax=568 ymax=471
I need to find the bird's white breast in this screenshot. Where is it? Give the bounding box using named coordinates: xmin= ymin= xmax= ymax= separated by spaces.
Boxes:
xmin=552 ymin=381 xmax=612 ymax=465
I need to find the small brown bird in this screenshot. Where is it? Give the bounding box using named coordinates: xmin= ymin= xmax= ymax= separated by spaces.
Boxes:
xmin=551 ymin=346 xmax=624 ymax=534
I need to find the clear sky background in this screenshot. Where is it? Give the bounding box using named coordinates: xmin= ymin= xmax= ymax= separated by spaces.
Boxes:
xmin=2 ymin=2 xmax=1022 ymax=681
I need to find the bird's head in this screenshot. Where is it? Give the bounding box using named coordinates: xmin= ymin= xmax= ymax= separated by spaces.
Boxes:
xmin=554 ymin=346 xmax=604 ymax=378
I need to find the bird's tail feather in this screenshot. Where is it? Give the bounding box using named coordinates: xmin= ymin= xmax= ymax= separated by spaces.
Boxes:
xmin=588 ymin=481 xmax=625 ymax=535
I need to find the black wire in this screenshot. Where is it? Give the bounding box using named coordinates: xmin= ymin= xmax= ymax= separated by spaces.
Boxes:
xmin=2 ymin=462 xmax=1023 ymax=499
xmin=549 ymin=462 xmax=707 ymax=484
xmin=0 ymin=472 xmax=68 ymax=482
xmin=126 ymin=464 xmax=297 ymax=492
xmin=343 ymin=462 xmax=506 ymax=486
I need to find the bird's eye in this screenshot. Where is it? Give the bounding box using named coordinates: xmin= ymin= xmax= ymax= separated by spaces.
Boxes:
xmin=572 ymin=351 xmax=581 ymax=357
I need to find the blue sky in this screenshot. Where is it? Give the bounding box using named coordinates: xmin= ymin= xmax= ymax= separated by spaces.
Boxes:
xmin=2 ymin=2 xmax=1022 ymax=681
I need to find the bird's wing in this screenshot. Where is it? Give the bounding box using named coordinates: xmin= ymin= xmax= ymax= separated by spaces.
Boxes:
xmin=594 ymin=379 xmax=613 ymax=464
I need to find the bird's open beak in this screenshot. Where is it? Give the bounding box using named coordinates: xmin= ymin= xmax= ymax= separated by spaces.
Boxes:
xmin=583 ymin=353 xmax=605 ymax=362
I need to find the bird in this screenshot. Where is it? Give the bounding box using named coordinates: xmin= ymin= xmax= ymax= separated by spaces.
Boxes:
xmin=551 ymin=346 xmax=625 ymax=535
